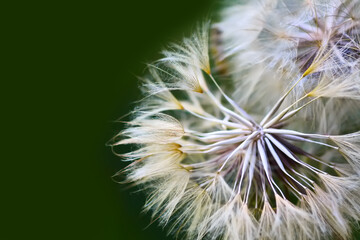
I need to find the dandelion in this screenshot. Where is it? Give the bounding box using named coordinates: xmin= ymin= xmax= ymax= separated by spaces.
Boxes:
xmin=110 ymin=19 xmax=360 ymax=239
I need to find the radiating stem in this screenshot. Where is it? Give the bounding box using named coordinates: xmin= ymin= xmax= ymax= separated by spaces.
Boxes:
xmin=185 ymin=108 xmax=244 ymax=128
xmin=260 ymin=75 xmax=306 ymax=126
xmin=208 ymin=74 xmax=256 ymax=124
xmin=264 ymin=128 xmax=329 ymax=139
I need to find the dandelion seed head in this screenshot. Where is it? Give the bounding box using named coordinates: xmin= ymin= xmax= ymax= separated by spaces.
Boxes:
xmin=111 ymin=3 xmax=360 ymax=240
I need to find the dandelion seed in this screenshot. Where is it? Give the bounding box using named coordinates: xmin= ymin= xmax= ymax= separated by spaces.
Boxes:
xmin=111 ymin=6 xmax=360 ymax=240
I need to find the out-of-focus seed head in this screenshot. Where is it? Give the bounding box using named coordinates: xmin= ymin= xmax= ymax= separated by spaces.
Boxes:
xmin=216 ymin=0 xmax=360 ymax=74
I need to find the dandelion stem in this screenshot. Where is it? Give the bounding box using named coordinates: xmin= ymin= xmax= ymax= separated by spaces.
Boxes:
xmin=264 ymin=128 xmax=329 ymax=139
xmin=265 ymin=134 xmax=326 ymax=175
xmin=265 ymin=138 xmax=308 ymax=190
xmin=218 ymin=131 xmax=258 ymax=172
xmin=237 ymin=143 xmax=254 ymax=194
xmin=257 ymin=140 xmax=278 ymax=196
xmin=260 ymin=75 xmax=306 ymax=126
xmin=277 ymin=96 xmax=321 ymax=124
xmin=263 ymin=94 xmax=309 ymax=128
xmin=205 ymin=87 xmax=253 ymax=128
xmin=245 ymin=145 xmax=257 ymax=203
xmin=185 ymin=108 xmax=244 ymax=128
xmin=282 ymin=134 xmax=338 ymax=150
xmin=208 ymin=74 xmax=256 ymax=124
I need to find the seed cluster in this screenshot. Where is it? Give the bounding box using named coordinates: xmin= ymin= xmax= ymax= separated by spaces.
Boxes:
xmin=112 ymin=1 xmax=360 ymax=239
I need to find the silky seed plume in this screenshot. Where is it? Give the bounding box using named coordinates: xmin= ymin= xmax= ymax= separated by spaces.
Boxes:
xmin=111 ymin=2 xmax=360 ymax=239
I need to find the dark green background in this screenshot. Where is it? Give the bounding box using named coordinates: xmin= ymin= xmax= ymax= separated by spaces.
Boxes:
xmin=4 ymin=1 xmax=217 ymax=239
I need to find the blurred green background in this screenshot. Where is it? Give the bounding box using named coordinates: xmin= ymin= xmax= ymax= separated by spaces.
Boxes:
xmin=4 ymin=0 xmax=217 ymax=239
